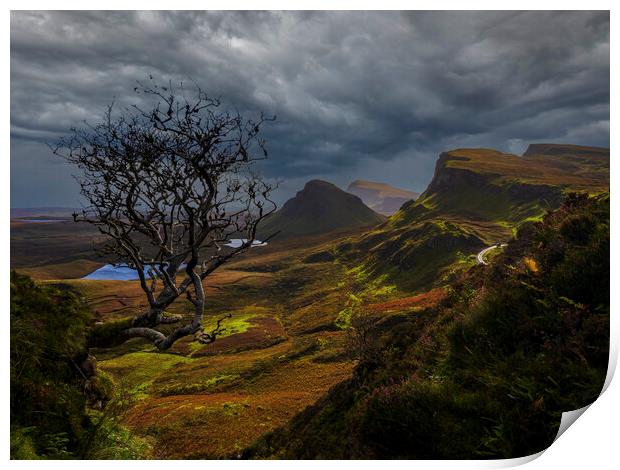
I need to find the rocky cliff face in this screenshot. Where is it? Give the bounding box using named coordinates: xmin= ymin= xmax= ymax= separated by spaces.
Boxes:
xmin=332 ymin=144 xmax=609 ymax=292
xmin=418 ymin=144 xmax=611 ymax=222
xmin=423 ymin=152 xmax=489 ymax=196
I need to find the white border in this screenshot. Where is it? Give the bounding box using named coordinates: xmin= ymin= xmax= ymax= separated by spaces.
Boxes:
xmin=3 ymin=2 xmax=616 ymax=468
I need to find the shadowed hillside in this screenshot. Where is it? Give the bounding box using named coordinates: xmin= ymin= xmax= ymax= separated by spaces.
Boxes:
xmin=258 ymin=180 xmax=386 ymax=239
xmin=10 ymin=272 xmax=149 ymax=459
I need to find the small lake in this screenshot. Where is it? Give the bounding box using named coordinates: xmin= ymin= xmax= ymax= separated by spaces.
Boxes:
xmin=82 ymin=264 xmax=146 ymax=281
xmin=82 ymin=239 xmax=267 ymax=280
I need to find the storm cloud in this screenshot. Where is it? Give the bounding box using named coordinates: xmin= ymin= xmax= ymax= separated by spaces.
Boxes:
xmin=10 ymin=10 xmax=610 ymax=207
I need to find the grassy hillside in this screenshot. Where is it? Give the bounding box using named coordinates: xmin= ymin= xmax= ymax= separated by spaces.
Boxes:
xmin=10 ymin=272 xmax=148 ymax=459
xmin=331 ymin=146 xmax=609 ymax=293
xmin=36 ymin=234 xmax=364 ymax=459
xmin=257 ymin=180 xmax=386 ymax=239
xmin=246 ymin=192 xmax=609 ymax=459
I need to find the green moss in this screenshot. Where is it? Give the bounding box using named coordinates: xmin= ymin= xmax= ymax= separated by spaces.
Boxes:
xmin=99 ymin=351 xmax=193 ymax=401
xmin=11 ymin=427 xmax=41 ymax=459
xmin=187 ymin=340 xmax=206 ymax=353
xmin=203 ymin=307 xmax=268 ymax=338
xmin=373 ymin=284 xmax=397 ymax=297
xmin=346 ymin=264 xmax=369 ymax=282
xmin=334 ymin=293 xmax=362 ymax=330
xmin=155 ymin=374 xmax=241 ymax=396
xmin=335 ymin=309 xmax=352 ymax=330
xmin=222 ymin=401 xmax=247 ymax=416
xmin=187 ymin=307 xmax=269 ymax=353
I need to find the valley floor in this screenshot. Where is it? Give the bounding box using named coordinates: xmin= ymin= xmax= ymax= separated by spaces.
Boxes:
xmin=16 ymin=230 xmax=436 ymax=458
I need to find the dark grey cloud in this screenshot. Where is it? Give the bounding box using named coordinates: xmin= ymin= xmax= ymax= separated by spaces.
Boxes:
xmin=10 ymin=10 xmax=609 ymax=207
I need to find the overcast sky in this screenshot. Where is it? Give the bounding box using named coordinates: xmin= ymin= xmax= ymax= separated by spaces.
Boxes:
xmin=10 ymin=10 xmax=610 ymax=208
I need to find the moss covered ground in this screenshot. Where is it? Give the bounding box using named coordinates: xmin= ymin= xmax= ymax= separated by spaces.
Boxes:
xmin=17 ymin=233 xmax=367 ymax=458
xmin=20 ymin=224 xmax=450 ymax=459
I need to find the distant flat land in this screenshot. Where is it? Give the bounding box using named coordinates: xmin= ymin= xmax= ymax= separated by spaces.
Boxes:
xmin=11 ymin=207 xmax=77 ymax=218
xmin=11 ymin=219 xmax=105 ymax=278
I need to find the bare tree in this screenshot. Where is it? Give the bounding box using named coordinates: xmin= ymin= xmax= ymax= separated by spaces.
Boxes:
xmin=53 ymin=78 xmax=278 ymax=350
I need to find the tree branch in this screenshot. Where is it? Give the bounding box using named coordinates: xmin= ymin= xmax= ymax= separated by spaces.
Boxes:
xmin=53 ymin=76 xmax=277 ymax=350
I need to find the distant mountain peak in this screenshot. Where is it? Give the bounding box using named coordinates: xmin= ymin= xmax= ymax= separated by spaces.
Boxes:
xmin=347 ymin=180 xmax=419 ymax=216
xmin=301 ymin=179 xmax=344 ymax=193
xmin=258 ymin=179 xmax=385 ymax=239
xmin=305 ymin=179 xmax=335 ymax=187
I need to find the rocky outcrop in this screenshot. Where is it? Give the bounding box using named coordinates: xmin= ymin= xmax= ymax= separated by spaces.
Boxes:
xmin=423 ymin=152 xmax=488 ymax=196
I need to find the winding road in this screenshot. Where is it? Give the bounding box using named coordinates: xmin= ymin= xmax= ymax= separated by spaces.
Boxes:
xmin=476 ymin=243 xmax=507 ymax=265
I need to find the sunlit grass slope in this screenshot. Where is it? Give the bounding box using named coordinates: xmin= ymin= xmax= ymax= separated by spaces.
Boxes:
xmin=247 ymin=192 xmax=609 ymax=459
xmin=331 ymin=145 xmax=609 ymax=293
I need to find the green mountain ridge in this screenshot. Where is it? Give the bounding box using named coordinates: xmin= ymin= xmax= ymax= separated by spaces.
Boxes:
xmin=330 ymin=145 xmax=609 ymax=292
xmin=523 ymin=143 xmax=610 ymax=157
